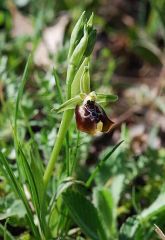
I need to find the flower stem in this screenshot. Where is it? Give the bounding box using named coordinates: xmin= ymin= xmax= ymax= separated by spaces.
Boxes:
xmin=43 ymin=109 xmax=74 ymax=187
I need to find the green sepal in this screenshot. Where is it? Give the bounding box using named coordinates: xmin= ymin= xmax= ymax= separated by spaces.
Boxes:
xmin=84 ymin=29 xmax=97 ymax=57
xmin=96 ymin=93 xmax=118 ymax=104
xmin=71 ymin=57 xmax=89 ymax=97
xmin=53 ymin=95 xmax=83 ymax=113
xmin=85 ymin=13 xmax=96 ymax=57
xmin=87 ymin=12 xmax=94 ymax=27
xmin=79 ymin=92 xmax=86 ymax=99
xmin=70 ymin=26 xmax=88 ymax=67
xmin=80 ymin=65 xmax=90 ymax=94
xmin=68 ymin=11 xmax=86 ymax=59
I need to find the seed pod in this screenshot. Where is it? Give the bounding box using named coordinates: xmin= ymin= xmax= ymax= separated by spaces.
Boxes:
xmin=75 ymin=98 xmax=114 ymax=135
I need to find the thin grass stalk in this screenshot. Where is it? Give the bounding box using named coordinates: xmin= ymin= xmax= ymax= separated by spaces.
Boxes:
xmin=86 ymin=141 xmax=124 ymax=188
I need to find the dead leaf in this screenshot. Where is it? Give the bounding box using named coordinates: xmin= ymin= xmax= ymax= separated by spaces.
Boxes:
xmin=34 ymin=41 xmax=51 ymax=68
xmin=8 ymin=0 xmax=34 ymax=37
xmin=43 ymin=14 xmax=69 ymax=53
xmin=34 ymin=14 xmax=69 ymax=68
xmin=154 ymin=224 xmax=165 ymax=240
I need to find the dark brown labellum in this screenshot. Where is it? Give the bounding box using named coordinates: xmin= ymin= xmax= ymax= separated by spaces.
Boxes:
xmin=75 ymin=99 xmax=114 ymax=135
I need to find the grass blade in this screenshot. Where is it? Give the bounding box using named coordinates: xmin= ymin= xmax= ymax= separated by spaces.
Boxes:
xmin=0 ymin=151 xmax=40 ymax=239
xmin=17 ymin=144 xmax=48 ymax=238
xmin=86 ymin=140 xmax=124 ymax=188
xmin=0 ymin=223 xmax=15 ymax=240
xmin=53 ymin=68 xmax=64 ymax=103
xmin=14 ymin=55 xmax=31 ymax=133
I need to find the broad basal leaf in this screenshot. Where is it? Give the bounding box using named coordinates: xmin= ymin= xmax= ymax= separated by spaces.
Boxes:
xmin=63 ymin=190 xmax=107 ymax=240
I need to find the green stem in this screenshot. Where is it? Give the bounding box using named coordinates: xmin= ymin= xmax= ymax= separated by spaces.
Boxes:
xmin=43 ymin=110 xmax=74 ymax=187
xmin=65 ymin=131 xmax=70 ymax=176
xmin=66 ymin=64 xmax=76 ymax=99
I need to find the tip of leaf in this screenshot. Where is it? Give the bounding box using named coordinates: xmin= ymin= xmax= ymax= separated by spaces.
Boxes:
xmin=80 ymin=11 xmax=86 ymax=21
xmin=87 ymin=12 xmax=94 ymax=26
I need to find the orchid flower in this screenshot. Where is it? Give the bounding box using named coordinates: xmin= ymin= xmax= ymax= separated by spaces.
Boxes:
xmin=44 ymin=12 xmax=118 ymax=185
xmin=54 ymin=58 xmax=118 ymax=135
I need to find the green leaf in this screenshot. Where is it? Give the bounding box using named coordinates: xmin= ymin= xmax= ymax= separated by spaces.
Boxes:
xmin=56 ymin=177 xmax=84 ymax=200
xmin=111 ymin=174 xmax=125 ymax=206
xmin=48 ymin=177 xmax=84 ymax=214
xmin=151 ymin=0 xmax=165 ymax=28
xmin=94 ymin=188 xmax=116 ymax=238
xmin=0 ymin=200 xmax=26 ymax=220
xmin=17 ymin=144 xmax=47 ymax=237
xmin=133 ymin=41 xmax=162 ymax=65
xmin=29 ymin=142 xmax=45 ymax=203
xmin=140 ymin=193 xmax=165 ymax=220
xmin=0 ymin=151 xmax=40 ymax=239
xmin=86 ymin=141 xmax=124 ymax=188
xmin=54 ymin=95 xmax=83 ymax=113
xmin=18 ymin=145 xmax=40 ymax=209
xmin=119 ymin=193 xmax=165 ymax=239
xmin=119 ymin=216 xmax=140 ymax=240
xmin=14 ymin=55 xmax=31 ymax=133
xmin=63 ymin=190 xmax=107 ymax=240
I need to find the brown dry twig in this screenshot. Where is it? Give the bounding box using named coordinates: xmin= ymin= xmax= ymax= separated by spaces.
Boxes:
xmin=154 ymin=224 xmax=165 ymax=240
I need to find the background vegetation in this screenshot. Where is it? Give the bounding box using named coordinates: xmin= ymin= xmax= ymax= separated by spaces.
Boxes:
xmin=0 ymin=0 xmax=165 ymax=239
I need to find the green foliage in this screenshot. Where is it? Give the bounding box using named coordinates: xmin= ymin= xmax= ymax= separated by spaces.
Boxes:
xmin=14 ymin=55 xmax=32 ymax=132
xmin=86 ymin=141 xmax=124 ymax=187
xmin=63 ymin=190 xmax=107 ymax=240
xmin=119 ymin=192 xmax=165 ymax=239
xmin=0 ymin=222 xmax=15 ymax=240
xmin=0 ymin=1 xmax=165 ymax=239
xmin=0 ymin=151 xmax=40 ymax=239
xmin=94 ymin=188 xmax=116 ymax=239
